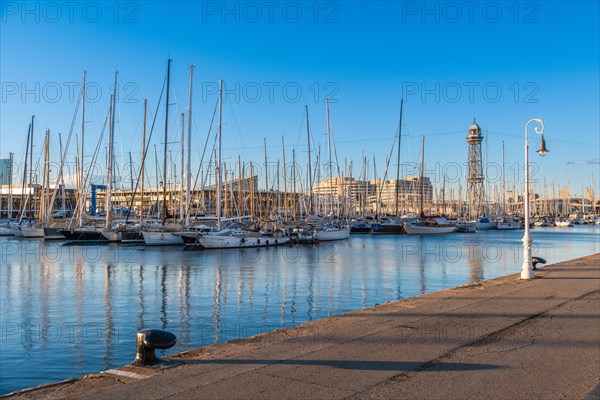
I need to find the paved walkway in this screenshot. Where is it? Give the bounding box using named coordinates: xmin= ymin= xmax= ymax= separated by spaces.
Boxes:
xmin=9 ymin=254 xmax=600 ymax=400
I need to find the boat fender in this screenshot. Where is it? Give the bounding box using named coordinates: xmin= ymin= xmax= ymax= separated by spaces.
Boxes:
xmin=266 ymin=240 xmax=269 ymax=247
xmin=275 ymin=239 xmax=278 ymax=246
xmin=240 ymin=238 xmax=245 ymax=244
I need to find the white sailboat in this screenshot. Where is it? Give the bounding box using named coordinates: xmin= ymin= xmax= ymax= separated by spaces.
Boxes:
xmin=142 ymin=59 xmax=184 ymax=246
xmin=404 ymin=137 xmax=456 ymax=235
xmin=196 ymin=80 xmax=290 ymax=250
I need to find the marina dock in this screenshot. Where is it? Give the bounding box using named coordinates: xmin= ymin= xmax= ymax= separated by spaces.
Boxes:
xmin=7 ymin=253 xmax=599 ymax=400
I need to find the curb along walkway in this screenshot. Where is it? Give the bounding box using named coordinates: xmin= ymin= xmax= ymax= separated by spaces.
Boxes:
xmin=9 ymin=254 xmax=600 ymax=400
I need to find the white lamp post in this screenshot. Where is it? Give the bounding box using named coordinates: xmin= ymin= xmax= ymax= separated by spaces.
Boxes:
xmin=521 ymin=118 xmax=549 ymax=280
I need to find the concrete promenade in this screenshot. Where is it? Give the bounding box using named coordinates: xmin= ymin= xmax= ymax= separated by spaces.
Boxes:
xmin=8 ymin=253 xmax=600 ymax=400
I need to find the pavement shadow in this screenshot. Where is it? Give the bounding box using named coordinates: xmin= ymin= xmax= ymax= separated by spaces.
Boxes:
xmin=173 ymin=358 xmax=505 ymax=372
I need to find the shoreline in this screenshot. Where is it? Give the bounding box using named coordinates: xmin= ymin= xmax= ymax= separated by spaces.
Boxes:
xmin=4 ymin=252 xmax=600 ymax=399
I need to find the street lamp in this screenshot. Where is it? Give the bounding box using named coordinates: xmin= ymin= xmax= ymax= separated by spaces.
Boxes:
xmin=521 ymin=118 xmax=549 ymax=280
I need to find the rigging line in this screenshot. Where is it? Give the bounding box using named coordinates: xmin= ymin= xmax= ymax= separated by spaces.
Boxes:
xmin=68 ymin=101 xmax=110 ymax=228
xmin=47 ymin=88 xmax=82 ymax=213
xmin=124 ymin=74 xmax=167 ymax=225
xmin=185 ymin=93 xmax=219 ymax=221
xmin=375 ymin=124 xmax=400 ymax=217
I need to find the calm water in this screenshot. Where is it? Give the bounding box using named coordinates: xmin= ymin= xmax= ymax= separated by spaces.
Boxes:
xmin=1 ymin=226 xmax=599 ymax=394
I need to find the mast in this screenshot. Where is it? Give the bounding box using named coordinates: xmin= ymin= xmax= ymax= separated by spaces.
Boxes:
xmin=249 ymin=161 xmax=255 ymax=217
xmin=282 ymin=136 xmax=288 ymax=221
xmin=395 ymin=99 xmax=404 ymax=217
xmin=180 ymin=112 xmax=185 ymax=222
xmin=185 ymin=64 xmax=194 ymax=227
xmin=501 ymin=140 xmax=505 ymax=215
xmin=129 ymin=152 xmax=133 ymax=202
xmin=264 ymin=138 xmax=269 ymax=219
xmin=140 ymin=99 xmax=147 ymax=223
xmin=162 ymin=59 xmax=171 ymax=225
xmin=105 ymin=95 xmax=113 ymax=229
xmin=305 ymin=105 xmax=313 ymax=216
xmin=40 ymin=129 xmax=49 ymax=222
xmin=20 ymin=123 xmax=31 ymax=223
xmin=292 ymin=148 xmax=297 ymax=220
xmin=79 ymin=71 xmax=86 ymax=226
xmin=27 ymin=115 xmax=34 ymax=221
xmin=105 ymin=71 xmax=117 ymax=229
xmin=8 ymin=152 xmax=13 ymax=218
xmin=58 ymin=134 xmax=66 ymax=217
xmin=237 ymin=155 xmax=243 ymax=216
xmin=216 ymin=79 xmax=223 ymax=230
xmin=420 ymin=136 xmax=425 ymax=216
xmin=326 ymin=98 xmax=333 ymax=216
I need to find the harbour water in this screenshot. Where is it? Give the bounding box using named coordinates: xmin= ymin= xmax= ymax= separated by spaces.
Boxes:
xmin=1 ymin=226 xmax=598 ymax=394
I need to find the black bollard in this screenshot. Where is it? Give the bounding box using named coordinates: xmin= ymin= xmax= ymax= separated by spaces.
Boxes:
xmin=532 ymin=256 xmax=547 ymax=270
xmin=134 ymin=329 xmax=177 ymax=365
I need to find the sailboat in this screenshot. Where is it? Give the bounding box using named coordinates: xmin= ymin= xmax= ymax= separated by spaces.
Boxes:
xmin=193 ymin=81 xmax=290 ymax=250
xmin=404 ymin=137 xmax=456 ymax=235
xmin=371 ymin=100 xmax=405 ymax=235
xmin=142 ymin=59 xmax=184 ymax=246
xmin=310 ymin=98 xmax=350 ymax=242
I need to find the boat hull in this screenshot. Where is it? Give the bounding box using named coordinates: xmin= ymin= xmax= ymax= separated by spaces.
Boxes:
xmin=142 ymin=232 xmax=184 ymax=246
xmin=404 ymin=224 xmax=456 ymax=235
xmin=370 ymin=223 xmax=403 ymax=235
xmin=476 ymin=221 xmax=497 ymax=230
xmin=314 ymin=228 xmax=350 ymax=241
xmin=496 ymin=222 xmax=522 ymax=230
xmin=43 ymin=227 xmax=66 ymax=240
xmin=20 ymin=226 xmax=45 ymax=238
xmin=197 ymin=235 xmax=290 ymax=249
xmin=0 ymin=227 xmax=14 ymax=236
xmin=59 ymin=229 xmax=107 ymax=242
xmin=120 ymin=231 xmax=144 ymax=244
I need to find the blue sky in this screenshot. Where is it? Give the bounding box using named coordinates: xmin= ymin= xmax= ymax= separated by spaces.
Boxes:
xmin=1 ymin=1 xmax=599 ymax=196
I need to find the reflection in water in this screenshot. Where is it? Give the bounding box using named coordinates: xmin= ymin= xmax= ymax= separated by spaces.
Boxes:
xmin=1 ymin=226 xmax=598 ymax=395
xmin=137 ymin=266 xmax=145 ymax=330
xmin=469 ymin=246 xmax=484 ymax=283
xmin=21 ymin=263 xmax=33 ymax=352
xmin=160 ymin=265 xmax=167 ymax=330
xmin=103 ymin=265 xmax=114 ymax=370
xmin=177 ymin=266 xmax=191 ymax=349
xmin=40 ymin=260 xmax=50 ymax=350
xmin=75 ymin=261 xmax=85 ymax=372
xmin=213 ymin=266 xmax=222 ymax=342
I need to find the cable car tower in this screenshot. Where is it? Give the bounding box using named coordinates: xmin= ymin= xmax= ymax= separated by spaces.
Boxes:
xmin=466 ymin=119 xmax=485 ymax=218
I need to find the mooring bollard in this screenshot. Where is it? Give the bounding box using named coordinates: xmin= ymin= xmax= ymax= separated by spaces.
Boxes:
xmin=134 ymin=329 xmax=177 ymax=365
xmin=532 ymin=256 xmax=547 ymax=270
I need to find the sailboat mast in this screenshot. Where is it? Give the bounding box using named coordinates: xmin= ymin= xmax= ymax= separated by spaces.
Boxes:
xmin=264 ymin=138 xmax=269 ymax=218
xmin=180 ymin=112 xmax=185 ymax=222
xmin=326 ymin=98 xmax=333 ymax=216
xmin=8 ymin=152 xmax=13 ymax=218
xmin=106 ymin=71 xmax=117 ymax=229
xmin=185 ymin=64 xmax=194 ymax=227
xmin=216 ymin=79 xmax=223 ymax=230
xmin=27 ymin=115 xmax=34 ymax=221
xmin=162 ymin=59 xmax=171 ymax=225
xmin=420 ymin=136 xmax=425 ymax=216
xmin=395 ymin=100 xmax=404 ymax=217
xmin=501 ymin=140 xmax=505 ymax=215
xmin=20 ymin=123 xmax=31 ymax=222
xmin=305 ymin=105 xmax=313 ymax=216
xmin=40 ymin=129 xmax=49 ymax=222
xmin=79 ymin=71 xmax=86 ymax=226
xmin=292 ymin=148 xmax=296 ymax=220
xmin=140 ymin=99 xmax=147 ymax=223
xmin=282 ymin=136 xmax=288 ymax=221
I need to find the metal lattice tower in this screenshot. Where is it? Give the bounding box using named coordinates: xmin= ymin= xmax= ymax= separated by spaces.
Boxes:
xmin=466 ymin=119 xmax=485 ymax=217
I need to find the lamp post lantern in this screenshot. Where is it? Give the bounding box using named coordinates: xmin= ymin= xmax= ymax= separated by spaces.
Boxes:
xmin=521 ymin=118 xmax=549 ymax=280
